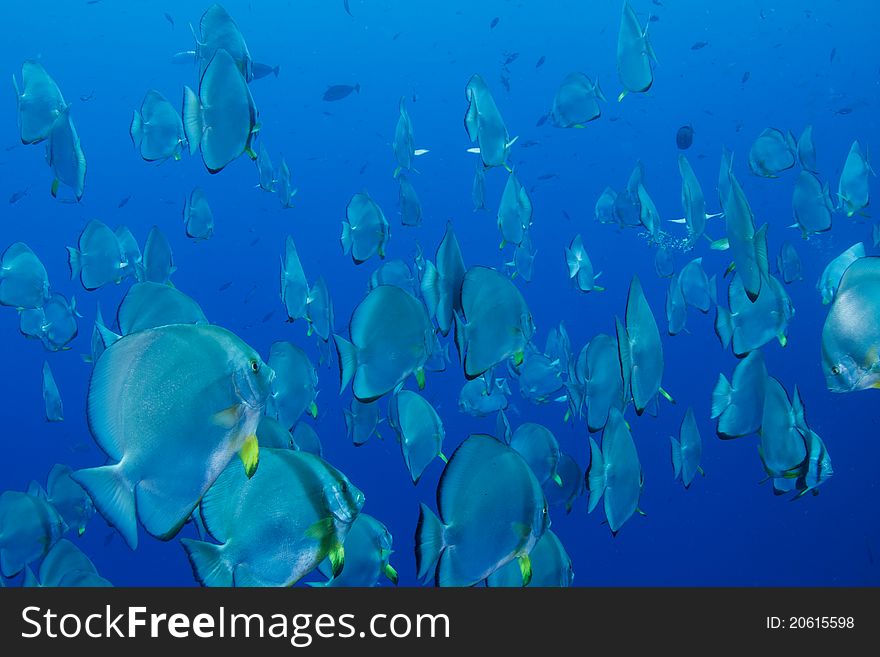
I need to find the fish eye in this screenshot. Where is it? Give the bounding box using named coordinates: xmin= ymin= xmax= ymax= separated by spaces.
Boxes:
xmin=250 ymin=360 xmax=259 ymax=373
xmin=831 ymin=365 xmax=841 ymax=376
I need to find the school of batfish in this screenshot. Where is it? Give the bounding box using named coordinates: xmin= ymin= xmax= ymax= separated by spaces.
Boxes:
xmin=0 ymin=2 xmax=874 ymax=588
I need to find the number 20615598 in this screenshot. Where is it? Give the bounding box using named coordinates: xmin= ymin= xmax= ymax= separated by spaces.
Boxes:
xmin=766 ymin=617 xmax=854 ymax=630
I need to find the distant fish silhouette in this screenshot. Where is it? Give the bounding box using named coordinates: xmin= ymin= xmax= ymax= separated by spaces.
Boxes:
xmin=8 ymin=188 xmax=28 ymax=204
xmin=323 ymin=83 xmax=360 ymax=101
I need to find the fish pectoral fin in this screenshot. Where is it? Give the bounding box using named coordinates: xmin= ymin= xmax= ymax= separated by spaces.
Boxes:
xmin=238 ymin=434 xmax=260 ymax=479
xmin=518 ymin=554 xmax=532 ymax=587
xmin=309 ymin=525 xmax=345 ymax=578
xmin=659 ymin=387 xmax=676 ymax=404
xmin=552 ymin=473 xmax=564 ymax=487
xmin=321 ymin=538 xmax=346 ymax=578
xmin=384 ymin=563 xmax=399 ymax=585
xmin=511 ymin=522 xmax=532 ymax=539
xmin=212 ymin=404 xmax=243 ymax=429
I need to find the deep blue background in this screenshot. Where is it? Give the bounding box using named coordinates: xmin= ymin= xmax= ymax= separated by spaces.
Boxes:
xmin=1 ymin=0 xmax=877 ymax=586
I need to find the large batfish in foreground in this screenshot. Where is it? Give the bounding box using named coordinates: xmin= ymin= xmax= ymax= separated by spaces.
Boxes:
xmin=72 ymin=324 xmax=273 ymax=549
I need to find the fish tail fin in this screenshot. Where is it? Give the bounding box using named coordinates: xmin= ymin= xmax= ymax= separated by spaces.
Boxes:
xmin=342 ymin=408 xmax=354 ymax=439
xmin=66 ymin=247 xmax=82 ymax=280
xmin=71 ymin=464 xmax=137 ymax=549
xmin=96 ymin=319 xmax=122 ymax=347
xmin=670 ymin=436 xmax=682 ymax=480
xmin=181 ymin=86 xmax=202 ymax=155
xmin=334 ymin=334 xmax=358 ymax=394
xmin=711 ymin=373 xmax=731 ymax=419
xmin=129 ymin=110 xmax=143 ymax=149
xmin=586 ymin=437 xmax=605 ymax=513
xmin=354 ymin=83 xmax=361 ymax=94
xmin=415 ymin=503 xmax=447 ymax=583
xmin=420 ymin=260 xmax=440 ymax=318
xmin=615 ymin=317 xmax=632 ymax=387
xmin=22 ymin=565 xmax=39 ymax=587
xmin=180 ymin=538 xmax=233 ymax=587
xmin=754 ymin=223 xmax=769 ymax=276
xmin=714 ymin=306 xmax=733 ymax=349
xmin=273 ymin=65 xmax=280 ymax=78
xmin=594 ymin=76 xmax=607 ymax=103
xmin=340 ymin=221 xmax=353 ymax=255
xmin=453 ymin=309 xmax=468 ymax=367
xmin=564 ymin=248 xmax=580 ymax=278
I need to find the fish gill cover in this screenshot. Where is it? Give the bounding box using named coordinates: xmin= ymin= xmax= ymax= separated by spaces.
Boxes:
xmin=0 ymin=0 xmax=877 ymax=588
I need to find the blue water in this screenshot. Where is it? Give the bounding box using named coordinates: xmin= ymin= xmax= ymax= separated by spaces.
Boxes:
xmin=1 ymin=0 xmax=878 ymax=586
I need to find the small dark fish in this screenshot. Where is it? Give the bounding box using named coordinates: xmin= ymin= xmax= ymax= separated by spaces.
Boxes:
xmin=243 ymin=284 xmax=258 ymax=304
xmin=829 ymin=47 xmax=837 ymax=64
xmin=117 ymin=195 xmax=131 ymax=208
xmin=9 ymin=188 xmax=28 ymax=204
xmin=535 ymin=55 xmax=546 ymax=68
xmin=520 ymin=140 xmax=540 ymax=149
xmin=249 ymin=237 xmax=260 ymax=247
xmin=80 ymin=91 xmax=95 ymax=102
xmin=538 ymin=173 xmax=558 ymax=181
xmin=490 ymin=17 xmax=500 ymax=29
xmin=412 ymin=93 xmax=418 ymax=103
xmin=649 ymin=15 xmax=660 ymax=22
xmin=359 ymin=162 xmax=369 ymax=174
xmin=536 ymin=113 xmax=549 ymax=127
xmin=261 ymin=311 xmax=274 ymax=323
xmin=503 ymin=52 xmax=519 ymax=66
xmin=562 ymin=210 xmax=571 ymax=221
xmin=834 ymin=107 xmax=853 ymax=115
xmin=4 ymin=144 xmax=18 ymax=152
xmin=86 ymin=0 xmax=103 ymax=4
xmin=741 ymin=71 xmax=751 ymax=84
xmin=252 ymin=62 xmax=280 ymax=80
xmin=676 ymin=124 xmax=695 ymax=150
xmin=691 ymin=41 xmax=709 ymax=51
xmin=343 ymin=0 xmax=352 ymax=17
xmin=163 ymin=12 xmax=174 ymax=28
xmin=500 ymin=71 xmax=511 ymax=93
xmin=652 ymin=0 xmax=663 ymax=5
xmin=392 ymin=32 xmax=402 ymax=40
xmin=323 ymin=83 xmax=360 ymax=101
xmin=219 ymin=281 xmax=233 ymax=292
